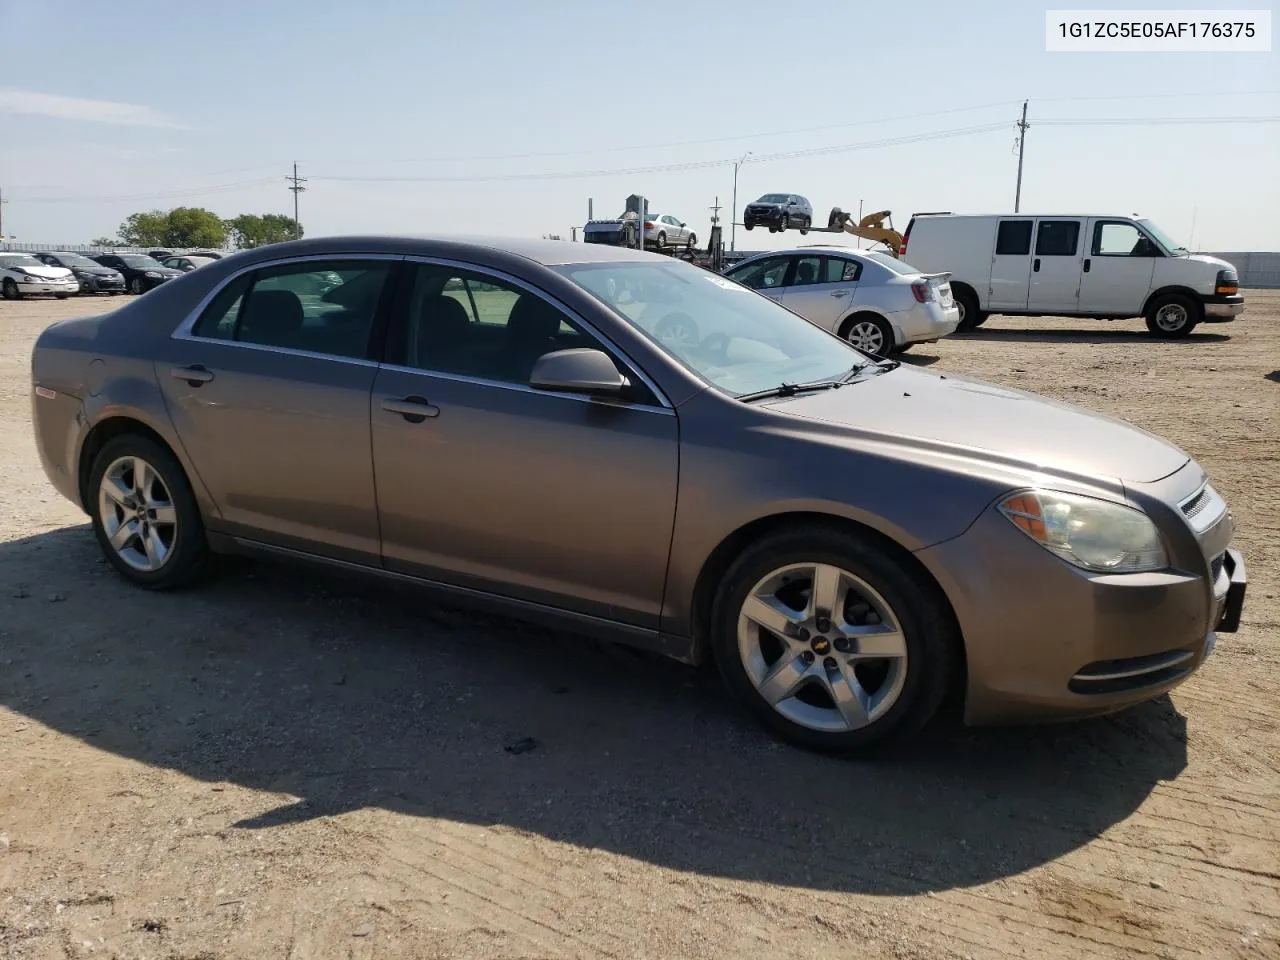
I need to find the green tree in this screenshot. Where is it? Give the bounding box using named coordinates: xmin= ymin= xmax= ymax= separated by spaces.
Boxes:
xmin=116 ymin=210 xmax=169 ymax=246
xmin=163 ymin=206 xmax=227 ymax=248
xmin=226 ymin=213 xmax=302 ymax=249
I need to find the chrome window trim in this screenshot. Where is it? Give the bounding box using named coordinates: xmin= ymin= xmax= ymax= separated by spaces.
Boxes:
xmin=399 ymin=254 xmax=674 ymax=410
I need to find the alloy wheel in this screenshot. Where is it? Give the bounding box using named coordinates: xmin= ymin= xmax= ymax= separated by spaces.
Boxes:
xmin=848 ymin=320 xmax=886 ymax=355
xmin=97 ymin=456 xmax=178 ymax=572
xmin=736 ymin=562 xmax=908 ymax=733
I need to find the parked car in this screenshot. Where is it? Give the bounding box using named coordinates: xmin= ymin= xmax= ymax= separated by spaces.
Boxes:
xmin=744 ymin=194 xmax=814 ymax=234
xmin=0 ymin=253 xmax=79 ymax=300
xmin=186 ymin=250 xmax=227 ymax=260
xmin=147 ymin=250 xmax=174 ymax=263
xmin=643 ymin=213 xmax=696 ymax=251
xmin=162 ymin=255 xmax=218 ymax=273
xmin=722 ymin=246 xmax=959 ymax=356
xmin=897 ymin=213 xmax=1245 ymax=337
xmin=30 ymin=236 xmax=1246 ymax=753
xmin=33 ymin=251 xmax=127 ymax=295
xmin=90 ymin=253 xmax=185 ymax=294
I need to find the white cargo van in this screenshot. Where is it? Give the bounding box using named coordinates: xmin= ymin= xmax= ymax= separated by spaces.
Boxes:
xmin=898 ymin=213 xmax=1244 ymax=338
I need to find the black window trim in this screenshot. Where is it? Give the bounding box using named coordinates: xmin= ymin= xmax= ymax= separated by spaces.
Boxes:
xmin=381 ymin=256 xmax=675 ymax=412
xmin=172 ymin=253 xmax=405 ymax=369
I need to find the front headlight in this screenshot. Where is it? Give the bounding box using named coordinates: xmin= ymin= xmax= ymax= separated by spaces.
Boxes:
xmin=998 ymin=489 xmax=1168 ymax=573
xmin=144 ymin=271 xmax=161 ymax=278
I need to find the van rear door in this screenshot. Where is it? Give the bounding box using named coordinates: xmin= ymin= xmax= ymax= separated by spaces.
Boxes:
xmin=1027 ymin=219 xmax=1084 ymax=314
xmin=989 ymin=218 xmax=1034 ymax=310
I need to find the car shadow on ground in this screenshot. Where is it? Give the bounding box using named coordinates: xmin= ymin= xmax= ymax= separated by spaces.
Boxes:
xmin=955 ymin=327 xmax=1231 ymax=346
xmin=897 ymin=352 xmax=940 ymax=367
xmin=0 ymin=526 xmax=1188 ymax=895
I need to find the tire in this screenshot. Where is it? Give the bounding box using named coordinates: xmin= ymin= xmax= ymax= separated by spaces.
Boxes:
xmin=799 ymin=216 xmax=810 ymax=236
xmin=87 ymin=434 xmax=211 ymax=590
xmin=686 ymin=234 xmax=697 ymax=251
xmin=953 ymin=286 xmax=984 ymax=332
xmin=841 ymin=312 xmax=894 ymax=357
xmin=56 ymin=294 xmax=69 ymax=300
xmin=1145 ymin=292 xmax=1201 ymax=338
xmin=710 ymin=524 xmax=958 ymax=753
xmin=745 ymin=222 xmax=754 ymax=231
xmin=129 ymin=277 xmax=145 ymax=295
xmin=780 ymin=214 xmax=790 ymax=232
xmin=656 ymin=231 xmax=667 ymax=250
xmin=2 ymin=278 xmax=22 ymax=300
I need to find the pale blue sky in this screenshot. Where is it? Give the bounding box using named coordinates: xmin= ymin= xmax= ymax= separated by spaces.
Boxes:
xmin=2 ymin=0 xmax=1277 ymax=249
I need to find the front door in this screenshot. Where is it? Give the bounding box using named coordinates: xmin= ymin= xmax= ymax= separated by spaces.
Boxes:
xmin=1027 ymin=219 xmax=1083 ymax=314
xmin=777 ymin=254 xmax=859 ymax=332
xmin=988 ymin=218 xmax=1034 ymax=310
xmin=156 ymin=257 xmax=398 ymax=561
xmin=1078 ymin=219 xmax=1157 ymax=315
xmin=369 ymin=262 xmax=679 ymax=627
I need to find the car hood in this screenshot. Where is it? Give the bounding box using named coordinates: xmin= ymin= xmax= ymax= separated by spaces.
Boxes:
xmin=10 ymin=265 xmax=73 ymax=279
xmin=762 ymin=365 xmax=1189 ymax=484
xmin=1177 ymin=252 xmax=1234 ymax=271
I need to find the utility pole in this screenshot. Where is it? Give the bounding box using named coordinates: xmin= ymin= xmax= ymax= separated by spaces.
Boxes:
xmin=286 ymin=163 xmax=307 ymax=239
xmin=1014 ymin=100 xmax=1029 ymax=213
xmin=0 ymin=187 xmax=8 ymax=242
xmin=730 ymin=151 xmax=752 ymax=252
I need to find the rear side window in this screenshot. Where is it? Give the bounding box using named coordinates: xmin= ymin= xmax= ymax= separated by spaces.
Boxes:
xmin=1035 ymin=220 xmax=1081 ymax=256
xmin=823 ymin=257 xmax=861 ymax=282
xmin=995 ymin=220 xmax=1033 ymax=256
xmin=191 ymin=259 xmax=394 ymax=359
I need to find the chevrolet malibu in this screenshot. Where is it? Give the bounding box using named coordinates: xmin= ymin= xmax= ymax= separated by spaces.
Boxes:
xmin=30 ymin=236 xmax=1247 ymax=752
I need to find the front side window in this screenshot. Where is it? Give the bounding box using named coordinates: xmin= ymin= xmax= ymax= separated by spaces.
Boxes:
xmin=1035 ymin=220 xmax=1081 ymax=257
xmin=1092 ymin=222 xmax=1147 ymax=256
xmin=392 ymin=265 xmax=600 ymax=385
xmin=560 ymin=259 xmax=867 ymax=398
xmin=726 ymin=255 xmax=790 ymax=290
xmin=191 ymin=259 xmax=393 ymax=359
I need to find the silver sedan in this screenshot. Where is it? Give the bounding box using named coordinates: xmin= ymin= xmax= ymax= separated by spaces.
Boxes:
xmin=724 ymin=247 xmax=960 ymax=356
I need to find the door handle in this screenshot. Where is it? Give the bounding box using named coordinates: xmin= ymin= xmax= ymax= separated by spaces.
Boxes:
xmin=1083 ymin=258 xmax=1091 ymax=273
xmin=830 ymin=289 xmax=850 ymax=297
xmin=1033 ymin=258 xmax=1041 ymax=272
xmin=381 ymin=395 xmax=439 ymax=423
xmin=171 ymin=364 xmax=214 ymax=386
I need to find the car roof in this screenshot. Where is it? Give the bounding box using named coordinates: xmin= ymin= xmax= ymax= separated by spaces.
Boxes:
xmin=195 ymin=234 xmax=681 ymax=268
xmin=731 ymin=245 xmax=887 ymax=262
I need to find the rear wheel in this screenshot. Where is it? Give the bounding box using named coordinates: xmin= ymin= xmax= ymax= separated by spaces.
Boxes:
xmin=842 ymin=313 xmax=894 ymax=356
xmin=88 ymin=434 xmax=211 ymax=590
xmin=686 ymin=233 xmax=697 ymax=251
xmin=711 ymin=525 xmax=958 ymax=753
xmin=953 ymin=287 xmax=984 ymax=332
xmin=1145 ymin=293 xmax=1201 ymax=338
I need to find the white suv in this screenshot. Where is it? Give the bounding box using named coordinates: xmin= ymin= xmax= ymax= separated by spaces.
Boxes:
xmin=723 ymin=246 xmax=960 ymax=356
xmin=897 ymin=213 xmax=1243 ymax=338
xmin=0 ymin=253 xmax=80 ymax=300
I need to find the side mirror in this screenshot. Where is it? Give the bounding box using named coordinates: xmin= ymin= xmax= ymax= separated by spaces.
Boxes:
xmin=680 ymin=222 xmax=687 ymax=227
xmin=529 ymin=348 xmax=628 ymax=397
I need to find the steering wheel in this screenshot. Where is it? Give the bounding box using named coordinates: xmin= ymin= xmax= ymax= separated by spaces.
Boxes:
xmin=653 ymin=312 xmax=699 ymax=349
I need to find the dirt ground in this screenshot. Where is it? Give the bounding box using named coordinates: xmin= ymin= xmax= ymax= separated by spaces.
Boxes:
xmin=1 ymin=290 xmax=1277 ymax=960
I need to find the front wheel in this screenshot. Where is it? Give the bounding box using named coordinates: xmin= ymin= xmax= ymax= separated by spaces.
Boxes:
xmin=129 ymin=277 xmax=145 ymax=295
xmin=799 ymin=216 xmax=810 ymax=236
xmin=88 ymin=434 xmax=211 ymax=590
xmin=843 ymin=313 xmax=894 ymax=357
xmin=711 ymin=525 xmax=958 ymax=753
xmin=744 ymin=222 xmax=754 ymax=231
xmin=779 ymin=214 xmax=790 ymax=232
xmin=1145 ymin=293 xmax=1201 ymax=338
xmin=2 ymin=278 xmax=22 ymax=300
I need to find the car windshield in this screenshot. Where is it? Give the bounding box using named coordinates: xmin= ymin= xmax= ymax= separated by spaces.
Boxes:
xmin=1137 ymin=218 xmax=1187 ymax=253
xmin=864 ymin=252 xmax=922 ymax=275
xmin=120 ymin=255 xmax=163 ymax=268
xmin=54 ymin=253 xmax=101 ymax=268
xmin=0 ymin=254 xmax=44 ymax=267
xmin=556 ymin=260 xmax=871 ymax=397
xmin=758 ymin=194 xmax=790 ymax=203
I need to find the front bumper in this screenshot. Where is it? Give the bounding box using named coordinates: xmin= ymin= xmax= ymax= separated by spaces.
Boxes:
xmin=743 ymin=208 xmax=787 ymax=226
xmin=916 ymin=505 xmax=1246 ymax=726
xmin=79 ymin=275 xmax=125 ymax=293
xmin=1202 ymin=293 xmax=1244 ymax=321
xmin=17 ymin=280 xmax=79 ymax=296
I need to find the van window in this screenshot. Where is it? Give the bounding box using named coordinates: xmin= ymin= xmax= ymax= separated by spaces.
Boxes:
xmin=995 ymin=220 xmax=1033 ymax=256
xmin=1035 ymin=221 xmax=1081 ymax=257
xmin=1093 ymin=221 xmax=1147 ymax=256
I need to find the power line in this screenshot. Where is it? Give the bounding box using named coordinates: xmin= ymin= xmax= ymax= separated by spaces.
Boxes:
xmin=12 ymin=177 xmax=278 ymax=204
xmin=1037 ymin=115 xmax=1280 ymax=126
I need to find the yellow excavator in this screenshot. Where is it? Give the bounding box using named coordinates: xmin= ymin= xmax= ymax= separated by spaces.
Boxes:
xmin=825 ymin=208 xmax=903 ymax=257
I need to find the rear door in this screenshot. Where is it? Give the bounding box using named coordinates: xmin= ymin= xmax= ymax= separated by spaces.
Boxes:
xmin=1027 ymin=219 xmax=1084 ymax=314
xmin=776 ymin=254 xmax=859 ymax=331
xmin=1077 ymin=219 xmax=1156 ymax=315
xmin=988 ymin=218 xmax=1034 ymax=310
